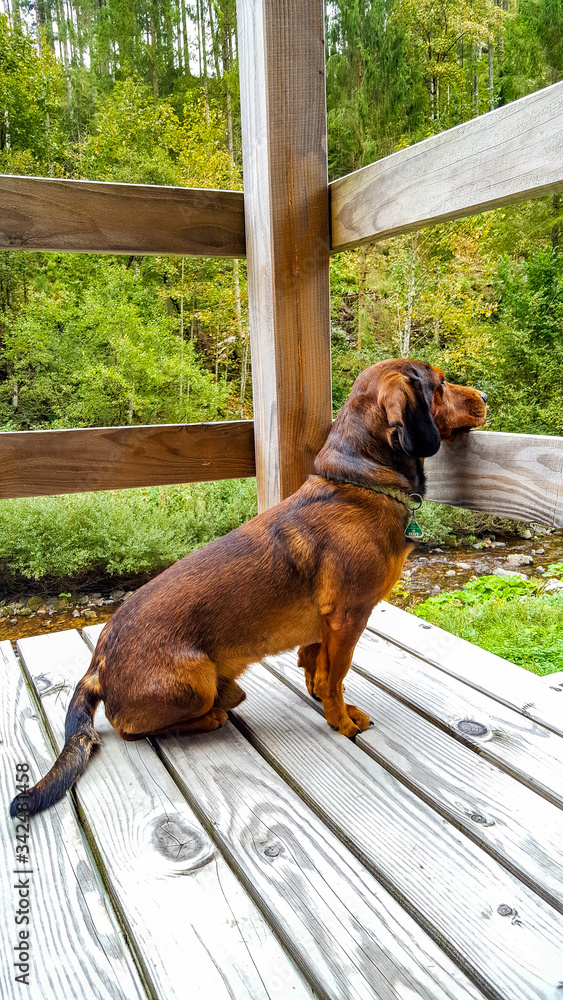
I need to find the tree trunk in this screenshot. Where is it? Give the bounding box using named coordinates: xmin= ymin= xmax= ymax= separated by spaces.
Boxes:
xmin=488 ymin=41 xmax=494 ymax=110
xmin=473 ymin=43 xmax=479 ymax=114
xmin=181 ymin=0 xmax=190 ymax=74
xmin=149 ymin=0 xmax=159 ymax=97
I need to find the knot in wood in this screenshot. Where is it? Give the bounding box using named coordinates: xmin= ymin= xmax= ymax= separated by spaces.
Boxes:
xmin=149 ymin=814 xmax=214 ymax=872
xmin=264 ymin=844 xmax=281 ymax=858
xmin=456 ymin=719 xmax=488 ymax=737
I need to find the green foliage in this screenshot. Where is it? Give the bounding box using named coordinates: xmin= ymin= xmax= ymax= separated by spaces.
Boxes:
xmin=0 ymin=15 xmax=65 ymax=175
xmin=545 ymin=562 xmax=563 ymax=579
xmin=78 ymin=80 xmax=236 ymax=188
xmin=414 ymin=581 xmax=563 ymax=675
xmin=0 ymin=254 xmax=229 ymax=428
xmin=416 ymin=574 xmax=540 ymax=612
xmin=0 ymin=480 xmax=258 ymax=580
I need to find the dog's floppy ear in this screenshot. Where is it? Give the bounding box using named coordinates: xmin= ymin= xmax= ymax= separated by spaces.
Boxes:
xmin=379 ymin=365 xmax=441 ymax=458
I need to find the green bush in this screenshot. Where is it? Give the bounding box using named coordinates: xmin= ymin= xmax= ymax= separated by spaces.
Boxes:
xmin=414 ymin=575 xmax=563 ymax=675
xmin=0 ymin=479 xmax=257 ymax=581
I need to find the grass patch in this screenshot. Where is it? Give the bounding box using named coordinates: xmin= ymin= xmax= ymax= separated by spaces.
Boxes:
xmin=414 ymin=575 xmax=563 ymax=675
xmin=0 ymin=479 xmax=258 ymax=581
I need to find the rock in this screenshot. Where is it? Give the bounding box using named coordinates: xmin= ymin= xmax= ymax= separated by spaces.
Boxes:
xmin=536 ymin=566 xmax=545 ymax=575
xmin=91 ymin=598 xmax=105 ymax=607
xmin=415 ymin=558 xmax=429 ymax=566
xmin=83 ymin=609 xmax=97 ymax=620
xmin=494 ymin=567 xmax=526 ymax=579
xmin=535 ymin=547 xmax=545 ymax=555
xmin=27 ymin=596 xmax=44 ymax=611
xmin=520 ymin=529 xmax=532 ymax=539
xmin=506 ymin=554 xmax=533 ymax=567
xmin=544 ymin=579 xmax=563 ymax=592
xmin=72 ymin=609 xmax=81 ymax=618
xmin=37 ymin=609 xmax=46 ymax=616
xmin=430 ymin=585 xmax=441 ymax=595
xmin=455 ymin=562 xmax=471 ymax=570
xmin=18 ymin=608 xmax=32 ymax=617
xmin=110 ymin=589 xmax=126 ymax=601
xmin=433 ymin=548 xmax=443 ymax=554
xmin=122 ymin=591 xmax=135 ymax=601
xmin=492 ymin=541 xmax=506 ymax=548
xmin=445 ymin=569 xmax=456 ymax=577
xmin=9 ymin=618 xmax=17 ymax=625
xmin=81 ymin=595 xmax=89 ymax=605
xmin=0 ymin=606 xmax=13 ymax=618
xmin=90 ymin=592 xmax=102 ymax=600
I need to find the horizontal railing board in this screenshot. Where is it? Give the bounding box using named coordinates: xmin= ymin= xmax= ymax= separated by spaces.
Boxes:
xmin=330 ymin=82 xmax=563 ymax=250
xmin=0 ymin=176 xmax=246 ymax=257
xmin=0 ymin=421 xmax=256 ymax=498
xmin=424 ymin=430 xmax=563 ymax=528
xmin=1 ymin=425 xmax=561 ymax=519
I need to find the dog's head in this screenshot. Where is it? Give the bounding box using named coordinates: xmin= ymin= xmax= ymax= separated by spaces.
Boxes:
xmin=367 ymin=359 xmax=488 ymax=456
xmin=314 ymin=359 xmax=487 ymax=485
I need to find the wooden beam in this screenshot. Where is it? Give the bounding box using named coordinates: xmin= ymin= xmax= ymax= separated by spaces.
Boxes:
xmin=237 ymin=0 xmax=332 ymax=509
xmin=425 ymin=431 xmax=563 ymax=528
xmin=0 ymin=175 xmax=246 ymax=257
xmin=0 ymin=421 xmax=255 ymax=499
xmin=331 ymin=82 xmax=563 ymax=251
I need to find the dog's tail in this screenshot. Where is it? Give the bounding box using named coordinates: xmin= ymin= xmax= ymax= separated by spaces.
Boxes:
xmin=10 ymin=670 xmax=102 ymax=818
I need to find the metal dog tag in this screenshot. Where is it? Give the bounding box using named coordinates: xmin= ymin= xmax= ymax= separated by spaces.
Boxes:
xmin=405 ymin=519 xmax=424 ymax=540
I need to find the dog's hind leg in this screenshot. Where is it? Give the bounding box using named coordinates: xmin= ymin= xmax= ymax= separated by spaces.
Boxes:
xmin=107 ymin=649 xmax=223 ymax=741
xmin=119 ymin=707 xmax=228 ymax=740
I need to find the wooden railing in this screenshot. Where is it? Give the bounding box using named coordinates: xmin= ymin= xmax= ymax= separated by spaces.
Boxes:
xmin=0 ymin=0 xmax=562 ymax=528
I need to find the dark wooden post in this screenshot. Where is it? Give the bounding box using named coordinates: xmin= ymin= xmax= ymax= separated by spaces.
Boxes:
xmin=237 ymin=0 xmax=332 ymax=510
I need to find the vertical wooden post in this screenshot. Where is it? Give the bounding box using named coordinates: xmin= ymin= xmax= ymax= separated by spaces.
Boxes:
xmin=237 ymin=0 xmax=332 ymax=510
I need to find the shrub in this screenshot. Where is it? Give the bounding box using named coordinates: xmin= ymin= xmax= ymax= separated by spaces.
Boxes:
xmin=0 ymin=479 xmax=257 ymax=581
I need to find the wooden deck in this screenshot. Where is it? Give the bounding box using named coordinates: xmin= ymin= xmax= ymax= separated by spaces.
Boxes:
xmin=1 ymin=606 xmax=562 ymax=1000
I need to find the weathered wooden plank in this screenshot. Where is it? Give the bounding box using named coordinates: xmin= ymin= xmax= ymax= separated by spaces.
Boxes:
xmin=0 ymin=175 xmax=246 ymax=257
xmin=331 ymin=81 xmax=563 ymax=250
xmin=368 ymin=602 xmax=563 ymax=738
xmin=0 ymin=641 xmax=147 ymax=1000
xmin=237 ymin=0 xmax=332 ymax=508
xmin=424 ymin=430 xmax=563 ymax=528
xmin=233 ymin=663 xmax=563 ymax=1000
xmin=17 ymin=630 xmax=312 ymax=1000
xmin=156 ymin=711 xmax=486 ymax=999
xmin=265 ymin=650 xmax=563 ymax=912
xmin=0 ymin=420 xmax=255 ymax=498
xmin=350 ymin=629 xmax=563 ymax=809
xmin=82 ymin=623 xmax=487 ymax=1000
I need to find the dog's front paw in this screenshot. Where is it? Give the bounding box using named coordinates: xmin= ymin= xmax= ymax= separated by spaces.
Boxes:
xmin=333 ymin=717 xmax=362 ymax=738
xmin=345 ymin=704 xmax=370 ymax=732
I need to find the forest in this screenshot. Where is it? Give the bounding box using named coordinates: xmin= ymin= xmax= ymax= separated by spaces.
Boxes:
xmin=0 ymin=0 xmax=561 ymax=437
xmin=0 ymin=0 xmax=562 ymax=590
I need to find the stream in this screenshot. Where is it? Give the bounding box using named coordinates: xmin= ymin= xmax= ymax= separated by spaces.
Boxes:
xmin=1 ymin=529 xmax=562 ymax=644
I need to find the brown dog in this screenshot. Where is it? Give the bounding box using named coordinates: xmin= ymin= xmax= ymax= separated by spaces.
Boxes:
xmin=10 ymin=359 xmax=486 ymax=817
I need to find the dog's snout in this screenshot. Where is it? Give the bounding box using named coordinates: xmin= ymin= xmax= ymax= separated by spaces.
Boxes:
xmin=480 ymin=392 xmax=488 ymax=403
